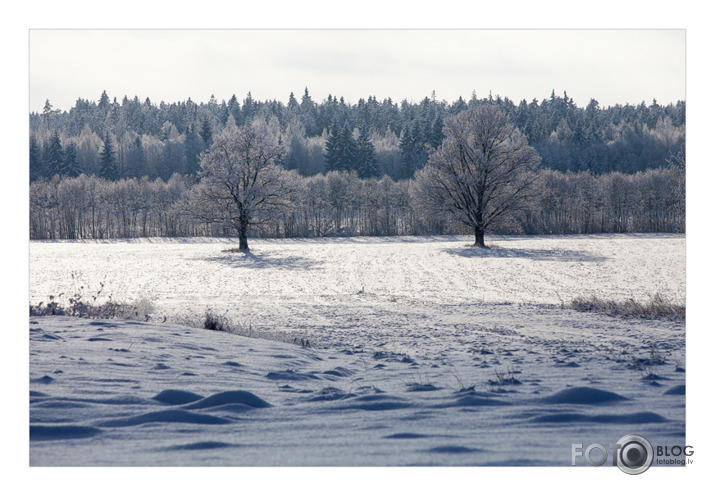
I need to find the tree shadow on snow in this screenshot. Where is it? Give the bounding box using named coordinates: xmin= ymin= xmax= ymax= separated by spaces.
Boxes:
xmin=443 ymin=246 xmax=606 ymax=262
xmin=200 ymin=250 xmax=320 ymax=270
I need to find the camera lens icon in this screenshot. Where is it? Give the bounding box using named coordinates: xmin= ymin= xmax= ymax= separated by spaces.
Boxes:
xmin=616 ymin=435 xmax=654 ymax=475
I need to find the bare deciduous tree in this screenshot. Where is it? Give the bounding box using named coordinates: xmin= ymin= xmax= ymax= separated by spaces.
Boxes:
xmin=188 ymin=122 xmax=293 ymax=250
xmin=414 ymin=106 xmax=541 ymax=247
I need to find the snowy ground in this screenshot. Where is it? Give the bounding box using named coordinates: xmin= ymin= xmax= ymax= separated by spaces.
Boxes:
xmin=29 ymin=234 xmax=686 ymax=466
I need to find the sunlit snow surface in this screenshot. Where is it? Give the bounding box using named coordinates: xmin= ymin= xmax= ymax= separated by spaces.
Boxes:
xmin=29 ymin=234 xmax=685 ymax=466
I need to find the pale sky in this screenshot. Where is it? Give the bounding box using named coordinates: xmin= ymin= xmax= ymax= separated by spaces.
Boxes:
xmin=29 ymin=29 xmax=685 ymax=113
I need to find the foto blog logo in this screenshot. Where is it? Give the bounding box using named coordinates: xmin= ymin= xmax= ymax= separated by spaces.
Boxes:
xmin=572 ymin=434 xmax=654 ymax=475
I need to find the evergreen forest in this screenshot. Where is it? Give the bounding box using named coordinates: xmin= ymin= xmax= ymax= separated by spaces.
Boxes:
xmin=29 ymin=89 xmax=685 ymax=240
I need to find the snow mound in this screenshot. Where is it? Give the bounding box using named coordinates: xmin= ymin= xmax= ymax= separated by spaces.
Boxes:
xmin=153 ymin=389 xmax=205 ymax=405
xmin=31 ymin=375 xmax=54 ymax=384
xmin=542 ymin=387 xmax=629 ymax=405
xmin=664 ymin=385 xmax=686 ymax=395
xmin=30 ymin=425 xmax=103 ymax=441
xmin=98 ymin=409 xmax=231 ymax=427
xmin=330 ymin=394 xmax=413 ymax=411
xmin=305 ymin=387 xmax=355 ymax=402
xmin=425 ymin=445 xmax=482 ymax=454
xmin=32 ymin=400 xmax=90 ymax=409
xmin=265 ymin=370 xmax=321 ymax=381
xmin=183 ymin=391 xmax=271 ymax=409
xmin=531 ymin=411 xmax=668 ymax=424
xmin=440 ymin=394 xmax=511 ymax=408
xmin=163 ymin=441 xmax=238 ymax=451
xmin=383 ymin=433 xmax=432 ymax=439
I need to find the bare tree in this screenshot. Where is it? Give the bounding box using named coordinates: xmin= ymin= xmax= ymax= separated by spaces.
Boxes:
xmin=666 ymin=145 xmax=686 ymax=229
xmin=414 ymin=106 xmax=541 ymax=247
xmin=188 ymin=122 xmax=293 ymax=250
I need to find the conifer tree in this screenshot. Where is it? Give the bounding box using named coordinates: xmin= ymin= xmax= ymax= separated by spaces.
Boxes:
xmin=42 ymin=99 xmax=55 ymax=128
xmin=324 ymin=126 xmax=358 ymax=172
xmin=199 ymin=116 xmax=213 ymax=147
xmin=355 ymin=128 xmax=380 ymax=178
xmin=287 ymin=92 xmax=299 ymax=112
xmin=46 ymin=130 xmax=65 ymax=178
xmin=429 ymin=115 xmax=445 ymax=150
xmin=242 ymin=92 xmax=257 ymax=122
xmin=227 ymin=94 xmax=241 ymax=125
xmin=338 ymin=127 xmax=358 ymax=171
xmin=399 ymin=123 xmax=428 ymax=179
xmin=99 ymin=132 xmax=118 ymax=179
xmin=98 ymin=90 xmax=110 ymax=110
xmin=283 ymin=152 xmax=299 ymax=171
xmin=126 ymin=137 xmax=147 ymax=177
xmin=61 ymin=142 xmax=82 ymax=177
xmin=301 ymin=88 xmax=320 ymax=136
xmin=323 ymin=127 xmax=341 ymax=172
xmin=183 ymin=125 xmax=203 ymax=175
xmin=30 ymin=135 xmax=44 ymax=182
xmin=398 ymin=126 xmax=413 ymax=179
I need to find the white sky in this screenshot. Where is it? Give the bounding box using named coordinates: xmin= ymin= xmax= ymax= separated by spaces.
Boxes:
xmin=29 ymin=29 xmax=685 ymax=112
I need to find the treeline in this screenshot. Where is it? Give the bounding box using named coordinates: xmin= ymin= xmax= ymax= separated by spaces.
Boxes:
xmin=30 ymin=89 xmax=685 ymax=182
xmin=30 ymin=166 xmax=684 ymax=240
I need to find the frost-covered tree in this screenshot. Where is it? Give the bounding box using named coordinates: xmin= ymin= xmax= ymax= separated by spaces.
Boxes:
xmin=125 ymin=137 xmax=147 ymax=177
xmin=242 ymin=92 xmax=257 ymax=123
xmin=199 ymin=116 xmax=213 ymax=148
xmin=45 ymin=130 xmax=65 ymax=177
xmin=159 ymin=137 xmax=185 ymax=180
xmin=323 ymin=127 xmax=340 ymax=172
xmin=414 ymin=106 xmax=541 ymax=247
xmin=666 ymin=145 xmax=686 ymax=227
xmin=160 ymin=121 xmax=180 ymax=142
xmin=98 ymin=90 xmax=110 ymax=110
xmin=189 ymin=122 xmax=293 ymax=250
xmin=300 ymin=87 xmax=320 ymax=136
xmin=324 ymin=126 xmax=357 ymax=172
xmin=399 ymin=122 xmax=429 ymax=179
xmin=355 ymin=128 xmax=380 ymax=178
xmin=183 ymin=125 xmax=203 ymax=175
xmin=429 ymin=115 xmax=445 ymax=149
xmin=227 ymin=94 xmax=241 ymax=125
xmin=99 ymin=132 xmax=118 ymax=179
xmin=30 ymin=135 xmax=44 ymax=182
xmin=41 ymin=99 xmax=58 ymax=132
xmin=61 ymin=142 xmax=82 ymax=177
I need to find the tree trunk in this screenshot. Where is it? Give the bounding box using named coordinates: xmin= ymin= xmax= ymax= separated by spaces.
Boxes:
xmin=474 ymin=226 xmax=485 ymax=248
xmin=238 ymin=230 xmax=249 ymax=251
xmin=238 ymin=208 xmax=250 ymax=251
xmin=238 ymin=221 xmax=250 ymax=251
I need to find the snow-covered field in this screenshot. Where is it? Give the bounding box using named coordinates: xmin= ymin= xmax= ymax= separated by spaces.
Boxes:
xmin=29 ymin=234 xmax=686 ymax=466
